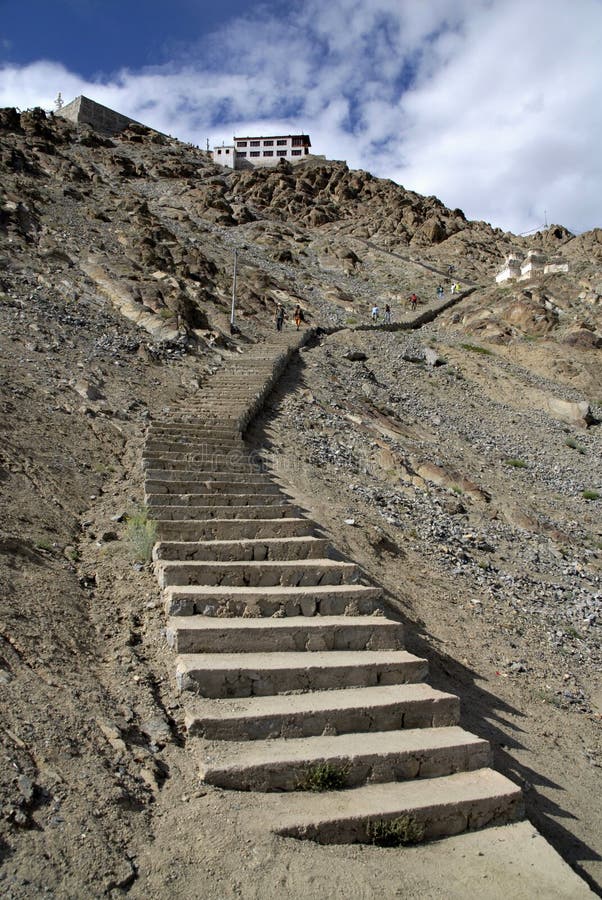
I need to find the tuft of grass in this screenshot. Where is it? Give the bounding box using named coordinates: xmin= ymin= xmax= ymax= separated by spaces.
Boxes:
xmin=125 ymin=507 xmax=157 ymax=562
xmin=565 ymin=626 xmax=582 ymax=640
xmin=367 ymin=816 xmax=425 ymax=847
xmin=459 ymin=343 xmax=493 ymax=356
xmin=505 ymin=458 xmax=528 ymax=469
xmin=452 ymin=484 xmax=464 ymax=495
xmin=35 ymin=538 xmax=53 ymax=552
xmin=297 ymin=763 xmax=349 ymax=792
xmin=536 ymin=689 xmax=562 ymax=708
xmin=582 ymin=490 xmax=600 ymax=501
xmin=345 ymin=317 xmax=358 ymax=325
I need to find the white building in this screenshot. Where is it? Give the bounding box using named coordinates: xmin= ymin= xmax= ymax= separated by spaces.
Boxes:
xmin=212 ymin=134 xmax=311 ymax=169
xmin=519 ymin=249 xmax=547 ymax=281
xmin=495 ymin=249 xmax=568 ymax=284
xmin=495 ymin=253 xmax=523 ymax=284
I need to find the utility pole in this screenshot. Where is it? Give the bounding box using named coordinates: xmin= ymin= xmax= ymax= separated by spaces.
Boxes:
xmin=230 ymin=249 xmax=238 ymax=332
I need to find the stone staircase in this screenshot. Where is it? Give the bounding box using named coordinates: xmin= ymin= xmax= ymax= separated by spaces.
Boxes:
xmin=143 ymin=331 xmax=524 ymax=845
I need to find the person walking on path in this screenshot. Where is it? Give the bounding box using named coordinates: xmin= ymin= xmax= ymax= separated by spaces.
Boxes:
xmin=293 ymin=304 xmax=304 ymax=330
xmin=275 ymin=304 xmax=285 ymax=331
xmin=384 ymin=303 xmax=391 ymax=325
xmin=409 ymin=293 xmax=418 ymax=311
xmin=437 ymin=285 xmax=444 ymax=300
xmin=371 ymin=304 xmax=379 ymax=323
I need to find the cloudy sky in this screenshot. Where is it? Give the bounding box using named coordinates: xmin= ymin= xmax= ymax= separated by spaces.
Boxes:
xmin=1 ymin=0 xmax=601 ymax=235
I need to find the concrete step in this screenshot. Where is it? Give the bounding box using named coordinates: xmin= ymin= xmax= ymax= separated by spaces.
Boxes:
xmin=144 ymin=479 xmax=282 ymax=496
xmin=155 ymin=518 xmax=316 ymax=542
xmin=165 ymin=583 xmax=382 ymax=616
xmin=273 ymin=769 xmax=524 ymax=844
xmin=145 ymin=485 xmax=289 ymax=507
xmin=146 ymin=492 xmax=291 ymax=508
xmin=143 ymin=459 xmax=262 ymax=473
xmin=185 ymin=683 xmax=460 ymax=740
xmin=176 ymin=650 xmax=428 ymax=696
xmin=148 ymin=425 xmax=244 ymax=437
xmin=156 ymin=558 xmax=362 ymax=589
xmin=167 ymin=614 xmax=404 ymax=653
xmin=145 ymin=440 xmax=247 ymax=454
xmin=153 ymin=536 xmax=331 ymax=562
xmin=151 ymin=504 xmax=302 ymax=522
xmin=142 ymin=455 xmax=260 ymax=472
xmin=143 ymin=469 xmax=267 ymax=482
xmin=197 ymin=727 xmax=491 ymax=792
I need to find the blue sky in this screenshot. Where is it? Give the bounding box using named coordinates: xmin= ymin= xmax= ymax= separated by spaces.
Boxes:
xmin=1 ymin=0 xmax=601 ymax=235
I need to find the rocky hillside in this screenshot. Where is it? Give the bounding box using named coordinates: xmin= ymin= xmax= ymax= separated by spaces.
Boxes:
xmin=0 ymin=107 xmax=600 ymax=896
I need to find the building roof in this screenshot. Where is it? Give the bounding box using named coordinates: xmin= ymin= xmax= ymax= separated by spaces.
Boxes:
xmin=233 ymin=134 xmax=311 ymax=145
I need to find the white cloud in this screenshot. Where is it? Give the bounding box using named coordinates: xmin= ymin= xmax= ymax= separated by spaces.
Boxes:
xmin=1 ymin=0 xmax=601 ymax=233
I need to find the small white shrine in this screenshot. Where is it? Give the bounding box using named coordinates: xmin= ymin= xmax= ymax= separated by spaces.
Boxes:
xmin=495 ymin=249 xmax=569 ymax=284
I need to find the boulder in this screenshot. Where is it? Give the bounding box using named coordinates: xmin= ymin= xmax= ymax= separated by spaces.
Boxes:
xmin=546 ymin=397 xmax=595 ymax=429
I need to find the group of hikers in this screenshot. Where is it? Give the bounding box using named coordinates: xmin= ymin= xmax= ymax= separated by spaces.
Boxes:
xmin=275 ymin=303 xmax=305 ymax=331
xmin=370 ymin=276 xmax=463 ymax=324
xmin=274 ymin=272 xmax=463 ymax=331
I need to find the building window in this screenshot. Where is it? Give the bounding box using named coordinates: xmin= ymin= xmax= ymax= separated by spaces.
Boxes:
xmin=236 ymin=141 xmax=247 ymax=147
xmin=276 ymin=139 xmax=287 ymax=146
xmin=263 ymin=140 xmax=273 ymax=146
xmin=236 ymin=151 xmax=247 ymax=157
xmin=250 ymin=140 xmax=260 ymax=147
xmin=217 ymin=149 xmax=222 ymax=155
xmin=277 ymin=150 xmax=287 ymax=157
xmin=250 ymin=151 xmax=260 ymax=157
xmin=263 ymin=150 xmax=274 ymax=157
xmin=292 ymin=137 xmax=304 ymax=146
xmin=291 ymin=149 xmax=302 ymax=156
xmin=225 ymin=148 xmax=230 ymax=154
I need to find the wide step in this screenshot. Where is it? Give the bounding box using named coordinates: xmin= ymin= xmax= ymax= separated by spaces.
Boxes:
xmin=155 ymin=518 xmax=315 ymax=542
xmin=145 ymin=480 xmax=282 ymax=496
xmin=146 ymin=492 xmax=289 ymax=507
xmin=153 ymin=536 xmax=331 ymax=562
xmin=184 ymin=683 xmax=460 ymax=740
xmin=176 ymin=650 xmax=428 ymax=696
xmin=167 ymin=615 xmax=404 ymax=653
xmin=164 ymin=583 xmax=382 ymax=616
xmin=274 ymin=769 xmax=524 ymax=843
xmin=152 ymin=504 xmax=302 ymax=522
xmin=198 ymin=727 xmax=491 ymax=791
xmin=157 ymin=558 xmax=361 ymax=589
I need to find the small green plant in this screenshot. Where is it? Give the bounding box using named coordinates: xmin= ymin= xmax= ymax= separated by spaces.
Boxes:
xmin=565 ymin=438 xmax=585 ymax=454
xmin=505 ymin=458 xmax=528 ymax=469
xmin=366 ymin=815 xmax=425 ymax=847
xmin=35 ymin=538 xmax=53 ymax=552
xmin=297 ymin=763 xmax=349 ymax=792
xmin=536 ymin=689 xmax=562 ymax=708
xmin=582 ymin=490 xmax=600 ymax=501
xmin=452 ymin=484 xmax=464 ymax=494
xmin=92 ymin=462 xmax=116 ymax=474
xmin=345 ymin=316 xmax=358 ymax=325
xmin=125 ymin=508 xmax=157 ymax=562
xmin=565 ymin=626 xmax=582 ymax=640
xmin=459 ymin=343 xmax=493 ymax=356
